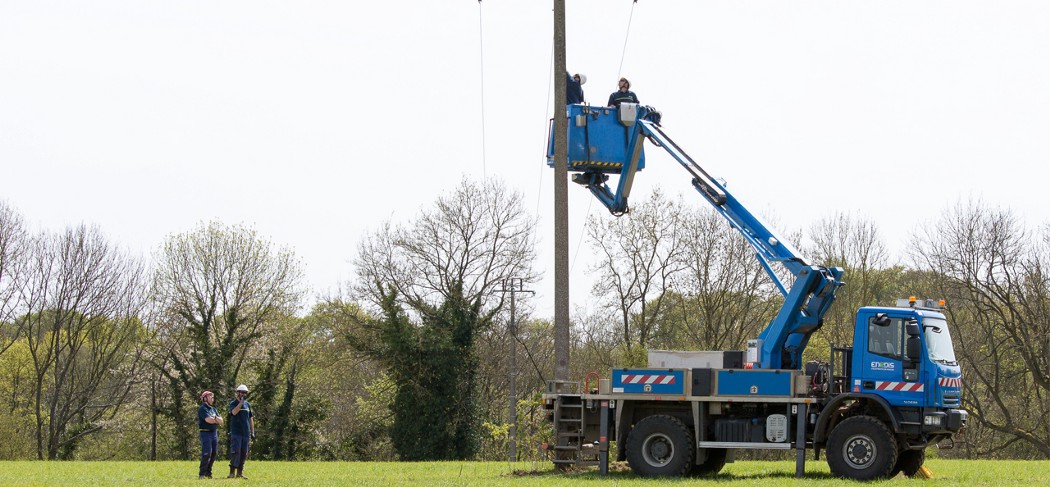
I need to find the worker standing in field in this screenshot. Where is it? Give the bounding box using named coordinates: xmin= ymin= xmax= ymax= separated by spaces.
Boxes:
xmin=197 ymin=391 xmax=223 ymax=479
xmin=607 ymin=77 xmax=639 ymax=108
xmin=227 ymin=384 xmax=255 ymax=479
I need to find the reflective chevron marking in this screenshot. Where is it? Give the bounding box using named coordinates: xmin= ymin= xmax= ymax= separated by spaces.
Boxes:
xmin=938 ymin=377 xmax=962 ymax=388
xmin=875 ymin=381 xmax=925 ymax=392
xmin=621 ymin=374 xmax=676 ymax=385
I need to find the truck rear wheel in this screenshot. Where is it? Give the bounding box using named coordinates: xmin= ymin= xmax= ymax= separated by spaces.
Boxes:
xmin=826 ymin=415 xmax=898 ymax=480
xmin=892 ymin=449 xmax=925 ymax=477
xmin=625 ymin=415 xmax=694 ymax=477
xmin=690 ymin=447 xmax=727 ymax=476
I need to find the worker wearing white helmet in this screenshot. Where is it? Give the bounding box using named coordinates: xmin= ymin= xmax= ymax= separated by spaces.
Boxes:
xmin=608 ymin=77 xmax=639 ymax=108
xmin=567 ymin=72 xmax=586 ymax=105
xmin=227 ymin=384 xmax=255 ymax=479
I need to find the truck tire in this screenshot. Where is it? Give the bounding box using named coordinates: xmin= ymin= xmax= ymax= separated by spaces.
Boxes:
xmin=826 ymin=416 xmax=898 ymax=480
xmin=625 ymin=415 xmax=694 ymax=477
xmin=690 ymin=447 xmax=727 ymax=476
xmin=892 ymin=449 xmax=925 ymax=477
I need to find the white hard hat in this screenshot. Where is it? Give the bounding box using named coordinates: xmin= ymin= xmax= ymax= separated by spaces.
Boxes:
xmin=575 ymin=73 xmax=587 ymax=85
xmin=236 ymin=384 xmax=249 ymax=392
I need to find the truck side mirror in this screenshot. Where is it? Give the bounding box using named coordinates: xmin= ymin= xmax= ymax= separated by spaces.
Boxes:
xmin=906 ymin=336 xmax=921 ymax=361
xmin=906 ymin=321 xmax=920 ymax=337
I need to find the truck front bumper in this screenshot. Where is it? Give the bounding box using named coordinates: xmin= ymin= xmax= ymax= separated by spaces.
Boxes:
xmin=922 ymin=408 xmax=968 ymax=433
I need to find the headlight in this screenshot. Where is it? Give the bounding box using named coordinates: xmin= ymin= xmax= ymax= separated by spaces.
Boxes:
xmin=924 ymin=415 xmax=943 ymax=426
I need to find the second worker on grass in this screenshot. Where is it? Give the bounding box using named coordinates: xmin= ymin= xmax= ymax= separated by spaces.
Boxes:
xmin=227 ymin=384 xmax=255 ymax=479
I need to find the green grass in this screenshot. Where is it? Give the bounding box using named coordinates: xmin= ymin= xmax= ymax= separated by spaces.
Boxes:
xmin=0 ymin=459 xmax=1046 ymax=486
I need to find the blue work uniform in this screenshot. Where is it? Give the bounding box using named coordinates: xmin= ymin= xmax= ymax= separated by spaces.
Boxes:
xmin=228 ymin=399 xmax=254 ymax=469
xmin=567 ymin=72 xmax=584 ymax=105
xmin=608 ymin=90 xmax=639 ymax=108
xmin=197 ymin=403 xmax=220 ymax=477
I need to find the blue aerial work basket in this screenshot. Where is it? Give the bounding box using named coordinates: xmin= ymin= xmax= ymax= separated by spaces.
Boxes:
xmin=547 ymin=104 xmax=646 ymax=173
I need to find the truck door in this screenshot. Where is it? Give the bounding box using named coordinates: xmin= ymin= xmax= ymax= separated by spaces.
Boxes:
xmin=860 ymin=315 xmax=924 ymax=407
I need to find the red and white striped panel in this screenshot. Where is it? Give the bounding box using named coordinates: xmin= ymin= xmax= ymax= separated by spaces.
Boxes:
xmin=938 ymin=377 xmax=962 ymax=388
xmin=875 ymin=381 xmax=924 ymax=392
xmin=621 ymin=374 xmax=676 ymax=385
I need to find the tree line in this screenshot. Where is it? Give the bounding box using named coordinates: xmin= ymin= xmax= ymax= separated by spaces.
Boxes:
xmin=1 ymin=181 xmax=1048 ymax=461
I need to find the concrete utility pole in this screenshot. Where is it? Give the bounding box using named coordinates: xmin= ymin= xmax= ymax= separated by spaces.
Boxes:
xmin=553 ymin=0 xmax=570 ymax=387
xmin=496 ymin=278 xmax=534 ymax=462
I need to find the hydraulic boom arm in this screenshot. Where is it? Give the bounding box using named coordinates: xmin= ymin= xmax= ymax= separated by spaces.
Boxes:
xmin=553 ymin=104 xmax=844 ymax=369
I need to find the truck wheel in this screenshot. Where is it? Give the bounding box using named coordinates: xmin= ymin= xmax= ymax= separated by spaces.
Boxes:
xmin=893 ymin=449 xmax=925 ymax=477
xmin=826 ymin=416 xmax=898 ymax=480
xmin=625 ymin=415 xmax=694 ymax=477
xmin=690 ymin=448 xmax=727 ymax=476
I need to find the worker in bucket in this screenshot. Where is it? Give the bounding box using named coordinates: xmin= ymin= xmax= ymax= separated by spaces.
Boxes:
xmin=197 ymin=391 xmax=223 ymax=479
xmin=227 ymin=384 xmax=255 ymax=479
xmin=607 ymin=77 xmax=639 ymax=108
xmin=567 ymin=72 xmax=586 ymax=104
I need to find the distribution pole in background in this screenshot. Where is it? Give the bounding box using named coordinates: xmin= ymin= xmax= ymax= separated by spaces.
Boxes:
xmin=553 ymin=0 xmax=570 ymax=389
xmin=496 ymin=278 xmax=534 ymax=462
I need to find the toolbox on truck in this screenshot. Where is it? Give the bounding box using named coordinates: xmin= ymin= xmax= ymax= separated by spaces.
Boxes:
xmin=611 ymin=369 xmax=685 ymax=395
xmin=716 ymin=369 xmax=797 ymax=396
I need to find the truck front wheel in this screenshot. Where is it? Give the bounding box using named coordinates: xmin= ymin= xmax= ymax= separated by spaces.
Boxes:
xmin=826 ymin=416 xmax=898 ymax=480
xmin=892 ymin=449 xmax=925 ymax=477
xmin=625 ymin=415 xmax=694 ymax=477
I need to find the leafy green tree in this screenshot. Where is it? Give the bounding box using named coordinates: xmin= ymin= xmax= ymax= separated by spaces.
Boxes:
xmin=911 ymin=199 xmax=1050 ymax=458
xmin=803 ymin=212 xmax=907 ymax=358
xmin=249 ymin=315 xmax=330 ymax=460
xmin=149 ymin=221 xmax=304 ymax=458
xmin=346 ymin=372 xmax=395 ymax=460
xmin=586 ymin=190 xmax=687 ymax=352
xmin=658 ymin=206 xmax=781 ymax=352
xmin=351 ymin=283 xmax=485 ymax=460
xmin=18 ymin=225 xmax=147 ymax=459
xmin=0 ymin=339 xmax=35 ymax=459
xmin=287 ymin=299 xmax=394 ymax=461
xmin=0 ymin=201 xmax=29 ymax=356
xmin=350 ymin=178 xmax=535 ymax=460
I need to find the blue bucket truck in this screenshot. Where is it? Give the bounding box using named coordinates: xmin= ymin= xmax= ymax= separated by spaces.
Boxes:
xmin=542 ymin=104 xmax=966 ymax=480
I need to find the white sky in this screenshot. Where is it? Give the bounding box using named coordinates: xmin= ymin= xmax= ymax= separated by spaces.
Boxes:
xmin=2 ymin=1 xmax=1049 ymax=318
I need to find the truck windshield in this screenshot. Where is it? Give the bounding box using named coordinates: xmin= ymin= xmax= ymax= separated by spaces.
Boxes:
xmin=923 ymin=317 xmax=958 ymax=365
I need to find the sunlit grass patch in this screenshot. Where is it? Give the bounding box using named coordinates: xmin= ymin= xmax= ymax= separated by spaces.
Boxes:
xmin=0 ymin=459 xmax=1047 ymax=486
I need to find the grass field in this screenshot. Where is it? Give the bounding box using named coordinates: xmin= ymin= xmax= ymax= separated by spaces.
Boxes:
xmin=0 ymin=459 xmax=1047 ymax=486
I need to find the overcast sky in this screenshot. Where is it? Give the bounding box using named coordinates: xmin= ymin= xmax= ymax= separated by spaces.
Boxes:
xmin=2 ymin=1 xmax=1049 ymax=317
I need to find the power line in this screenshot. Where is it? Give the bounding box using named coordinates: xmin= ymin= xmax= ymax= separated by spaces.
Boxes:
xmin=577 ymin=1 xmax=639 ymax=272
xmin=477 ymin=0 xmax=488 ymax=177
xmin=617 ymin=0 xmax=634 ymax=78
xmin=570 ymin=197 xmax=593 ymax=273
xmin=536 ymin=41 xmax=554 ymax=217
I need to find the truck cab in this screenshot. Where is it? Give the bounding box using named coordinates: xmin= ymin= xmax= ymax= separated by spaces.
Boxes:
xmin=851 ymin=298 xmax=966 ymax=437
